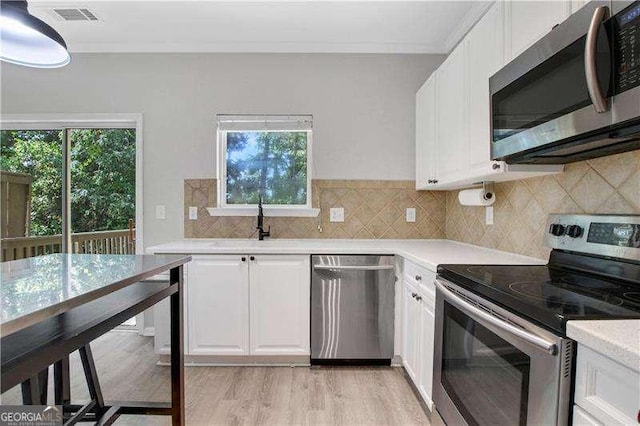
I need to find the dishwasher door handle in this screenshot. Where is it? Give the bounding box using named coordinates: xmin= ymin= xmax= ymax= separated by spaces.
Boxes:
xmin=313 ymin=265 xmax=395 ymax=271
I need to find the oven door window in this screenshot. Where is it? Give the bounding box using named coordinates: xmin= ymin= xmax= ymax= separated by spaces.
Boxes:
xmin=441 ymin=303 xmax=531 ymax=426
xmin=492 ymin=28 xmax=611 ymax=143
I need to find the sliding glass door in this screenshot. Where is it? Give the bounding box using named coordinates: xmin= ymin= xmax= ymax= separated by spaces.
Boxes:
xmin=0 ymin=127 xmax=137 ymax=261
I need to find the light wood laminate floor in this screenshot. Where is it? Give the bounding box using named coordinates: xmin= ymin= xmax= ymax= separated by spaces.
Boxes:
xmin=1 ymin=331 xmax=433 ymax=425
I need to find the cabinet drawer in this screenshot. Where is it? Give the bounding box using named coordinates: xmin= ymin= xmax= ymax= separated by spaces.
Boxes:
xmin=403 ymin=259 xmax=436 ymax=301
xmin=403 ymin=259 xmax=434 ymax=285
xmin=575 ymin=345 xmax=640 ymax=425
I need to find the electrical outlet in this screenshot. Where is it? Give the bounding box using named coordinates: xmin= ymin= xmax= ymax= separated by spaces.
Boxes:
xmin=189 ymin=206 xmax=198 ymax=220
xmin=155 ymin=205 xmax=166 ymax=220
xmin=329 ymin=207 xmax=344 ymax=222
xmin=485 ymin=206 xmax=494 ymax=225
xmin=406 ymin=208 xmax=416 ymax=223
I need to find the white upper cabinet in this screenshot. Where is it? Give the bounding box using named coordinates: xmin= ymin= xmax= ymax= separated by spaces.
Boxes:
xmin=505 ymin=1 xmax=572 ymax=60
xmin=249 ymin=255 xmax=310 ymax=355
xmin=466 ymin=2 xmax=505 ymax=167
xmin=436 ymin=43 xmax=467 ymax=181
xmin=415 ymin=73 xmax=438 ymax=189
xmin=414 ymin=0 xmax=565 ymax=191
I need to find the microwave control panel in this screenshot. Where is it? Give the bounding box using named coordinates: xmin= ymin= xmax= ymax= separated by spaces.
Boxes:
xmin=616 ymin=2 xmax=640 ymax=92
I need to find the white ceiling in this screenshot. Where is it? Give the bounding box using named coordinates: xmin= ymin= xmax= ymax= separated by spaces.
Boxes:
xmin=28 ymin=1 xmax=492 ymax=54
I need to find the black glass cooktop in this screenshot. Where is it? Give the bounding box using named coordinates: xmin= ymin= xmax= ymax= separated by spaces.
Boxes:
xmin=437 ymin=263 xmax=640 ymax=334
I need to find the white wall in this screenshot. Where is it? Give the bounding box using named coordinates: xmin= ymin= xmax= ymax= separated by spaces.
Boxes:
xmin=1 ymin=53 xmax=443 ymax=246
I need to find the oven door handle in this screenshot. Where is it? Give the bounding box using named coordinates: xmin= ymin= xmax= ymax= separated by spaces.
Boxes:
xmin=584 ymin=5 xmax=610 ymax=113
xmin=435 ymin=279 xmax=557 ymax=355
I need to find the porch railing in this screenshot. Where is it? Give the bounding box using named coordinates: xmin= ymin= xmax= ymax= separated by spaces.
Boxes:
xmin=1 ymin=229 xmax=134 ymax=262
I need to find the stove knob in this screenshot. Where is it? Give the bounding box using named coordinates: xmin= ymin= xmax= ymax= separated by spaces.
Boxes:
xmin=566 ymin=225 xmax=583 ymax=238
xmin=549 ymin=223 xmax=566 ymax=236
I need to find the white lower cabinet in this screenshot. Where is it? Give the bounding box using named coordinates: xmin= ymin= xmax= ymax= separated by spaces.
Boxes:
xmin=402 ymin=279 xmax=420 ymax=381
xmin=154 ymin=254 xmax=310 ymax=358
xmin=401 ymin=259 xmax=437 ymax=410
xmin=573 ymin=345 xmax=640 ymax=425
xmin=249 ymin=255 xmax=310 ymax=355
xmin=188 ymin=255 xmax=249 ymax=356
xmin=573 ymin=405 xmax=603 ymax=426
xmin=417 ymin=295 xmax=435 ymax=408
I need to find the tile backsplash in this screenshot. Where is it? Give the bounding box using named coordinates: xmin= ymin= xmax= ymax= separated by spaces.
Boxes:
xmin=184 ymin=150 xmax=639 ymax=259
xmin=184 ymin=179 xmax=446 ymax=239
xmin=445 ymin=150 xmax=640 ymax=260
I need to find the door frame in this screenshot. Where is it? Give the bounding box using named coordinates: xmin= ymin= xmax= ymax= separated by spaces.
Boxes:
xmin=0 ymin=113 xmax=145 ymax=332
xmin=0 ymin=113 xmax=144 ymax=252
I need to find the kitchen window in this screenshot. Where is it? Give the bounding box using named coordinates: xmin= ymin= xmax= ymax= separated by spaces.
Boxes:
xmin=214 ymin=115 xmax=317 ymax=216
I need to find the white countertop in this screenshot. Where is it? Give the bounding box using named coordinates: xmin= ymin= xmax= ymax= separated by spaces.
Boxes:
xmin=146 ymin=238 xmax=545 ymax=271
xmin=567 ymin=319 xmax=640 ymax=371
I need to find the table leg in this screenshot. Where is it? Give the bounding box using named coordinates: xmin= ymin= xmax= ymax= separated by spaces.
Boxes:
xmin=170 ymin=265 xmax=185 ymax=425
xmin=21 ymin=368 xmax=48 ymax=405
xmin=54 ymin=357 xmax=70 ymax=405
xmin=79 ymin=344 xmax=105 ymax=410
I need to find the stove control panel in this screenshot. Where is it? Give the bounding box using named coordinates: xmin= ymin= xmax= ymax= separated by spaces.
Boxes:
xmin=545 ymin=214 xmax=640 ymax=261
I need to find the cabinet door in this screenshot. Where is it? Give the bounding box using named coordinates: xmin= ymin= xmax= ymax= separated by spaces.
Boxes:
xmin=402 ymin=280 xmax=420 ymax=381
xmin=415 ymin=73 xmax=438 ymax=189
xmin=506 ymin=1 xmax=571 ymax=60
xmin=573 ymin=405 xmax=603 ymax=426
xmin=249 ymin=255 xmax=310 ymax=355
xmin=466 ymin=2 xmax=504 ymax=167
xmin=417 ymin=297 xmax=435 ymax=410
xmin=188 ymin=255 xmax=249 ymax=355
xmin=437 ymin=43 xmax=467 ymax=180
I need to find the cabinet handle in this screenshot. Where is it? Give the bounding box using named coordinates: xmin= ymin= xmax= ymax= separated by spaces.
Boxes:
xmin=241 ymin=257 xmax=246 ymax=262
xmin=411 ymin=292 xmax=417 ymax=298
xmin=433 ymin=179 xmax=438 ymax=184
xmin=427 ymin=179 xmax=433 ymax=184
xmin=416 ymin=295 xmax=422 ymax=302
xmin=250 ymin=256 xmax=255 ymax=261
xmin=415 ymin=275 xmax=422 ymax=281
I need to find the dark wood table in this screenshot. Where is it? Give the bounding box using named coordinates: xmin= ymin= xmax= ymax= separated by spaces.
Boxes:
xmin=1 ymin=253 xmax=191 ymax=425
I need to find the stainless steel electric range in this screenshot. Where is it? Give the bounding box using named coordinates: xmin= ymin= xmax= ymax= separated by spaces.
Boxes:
xmin=433 ymin=214 xmax=640 ymax=426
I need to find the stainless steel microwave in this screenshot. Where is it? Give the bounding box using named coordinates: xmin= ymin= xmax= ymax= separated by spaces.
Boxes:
xmin=490 ymin=1 xmax=640 ymax=164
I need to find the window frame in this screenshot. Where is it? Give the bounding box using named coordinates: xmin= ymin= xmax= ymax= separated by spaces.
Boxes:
xmin=216 ymin=128 xmax=314 ymax=211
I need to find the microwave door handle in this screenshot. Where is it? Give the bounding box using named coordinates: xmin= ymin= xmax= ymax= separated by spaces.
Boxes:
xmin=435 ymin=279 xmax=557 ymax=355
xmin=585 ymin=5 xmax=610 ymax=113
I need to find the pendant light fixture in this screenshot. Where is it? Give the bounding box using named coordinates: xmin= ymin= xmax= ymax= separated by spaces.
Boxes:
xmin=0 ymin=1 xmax=70 ymax=68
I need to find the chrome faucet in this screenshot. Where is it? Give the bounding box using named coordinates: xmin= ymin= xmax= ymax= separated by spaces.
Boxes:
xmin=256 ymin=196 xmax=270 ymax=241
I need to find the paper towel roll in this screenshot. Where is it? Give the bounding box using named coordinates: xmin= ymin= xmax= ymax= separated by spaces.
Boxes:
xmin=458 ymin=188 xmax=495 ymax=206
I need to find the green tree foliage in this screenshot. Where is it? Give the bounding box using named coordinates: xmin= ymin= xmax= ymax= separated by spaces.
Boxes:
xmin=0 ymin=129 xmax=135 ymax=236
xmin=226 ymin=131 xmax=307 ymax=205
xmin=1 ymin=130 xmax=63 ymax=235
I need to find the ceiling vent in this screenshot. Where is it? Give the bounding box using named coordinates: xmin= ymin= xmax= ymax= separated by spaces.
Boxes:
xmin=52 ymin=8 xmax=98 ymax=21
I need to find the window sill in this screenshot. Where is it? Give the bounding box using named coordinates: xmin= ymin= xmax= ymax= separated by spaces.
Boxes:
xmin=206 ymin=207 xmax=320 ymax=218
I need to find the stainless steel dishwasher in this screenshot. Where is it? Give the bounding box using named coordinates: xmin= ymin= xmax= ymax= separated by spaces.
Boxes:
xmin=311 ymin=255 xmax=395 ymax=364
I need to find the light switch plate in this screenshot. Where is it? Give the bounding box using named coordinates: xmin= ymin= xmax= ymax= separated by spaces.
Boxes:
xmin=485 ymin=206 xmax=494 ymax=225
xmin=189 ymin=206 xmax=198 ymax=220
xmin=406 ymin=208 xmax=416 ymax=223
xmin=329 ymin=207 xmax=344 ymax=222
xmin=155 ymin=205 xmax=166 ymax=220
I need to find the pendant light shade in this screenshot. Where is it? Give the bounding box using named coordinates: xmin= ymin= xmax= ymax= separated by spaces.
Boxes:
xmin=0 ymin=1 xmax=70 ymax=68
